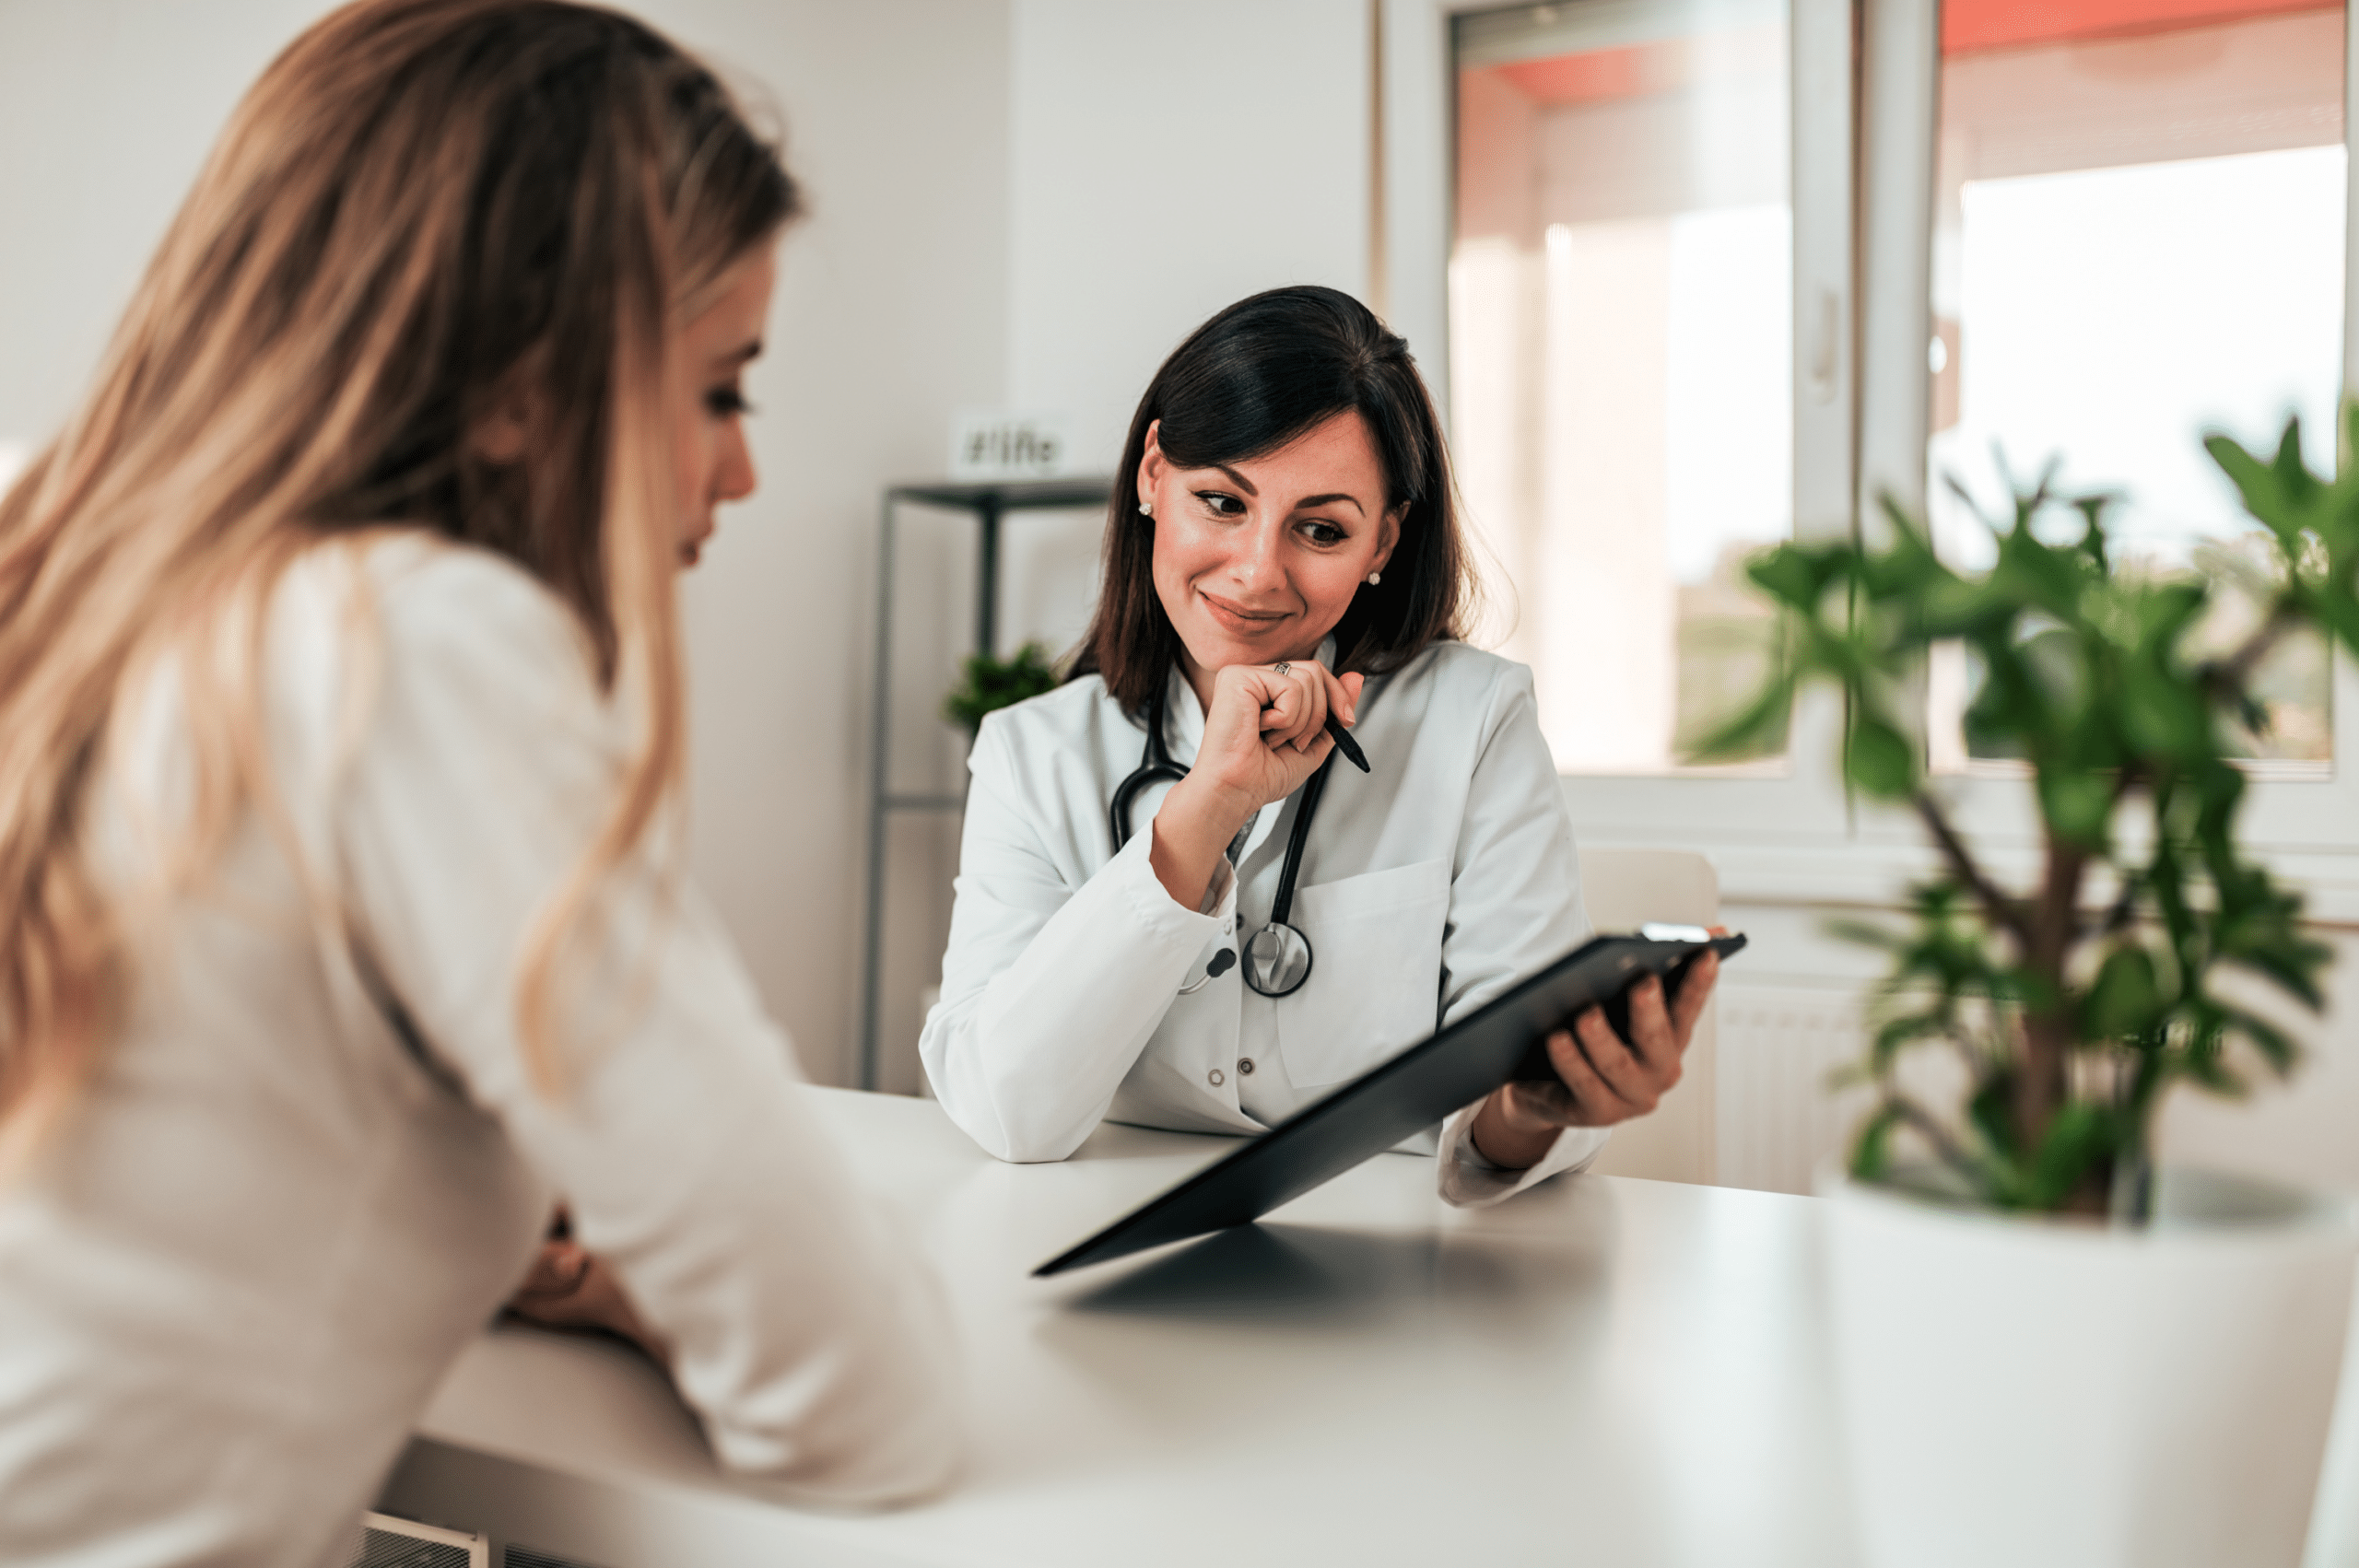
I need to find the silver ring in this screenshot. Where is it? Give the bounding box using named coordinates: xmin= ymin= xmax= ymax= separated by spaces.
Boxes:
xmin=1271 ymin=661 xmax=1290 ymax=676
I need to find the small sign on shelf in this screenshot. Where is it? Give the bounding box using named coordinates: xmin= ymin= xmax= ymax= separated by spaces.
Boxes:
xmin=948 ymin=409 xmax=1071 ymax=481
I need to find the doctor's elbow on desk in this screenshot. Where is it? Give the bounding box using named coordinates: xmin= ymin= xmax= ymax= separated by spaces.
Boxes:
xmin=918 ymin=1025 xmax=1097 ymax=1165
xmin=938 ymin=1091 xmax=1096 ymax=1166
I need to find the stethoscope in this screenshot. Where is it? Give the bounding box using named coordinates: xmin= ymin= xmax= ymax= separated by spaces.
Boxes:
xmin=1109 ymin=678 xmax=1335 ymax=999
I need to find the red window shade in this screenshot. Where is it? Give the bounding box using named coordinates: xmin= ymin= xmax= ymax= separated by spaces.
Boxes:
xmin=1942 ymin=0 xmax=2338 ymax=56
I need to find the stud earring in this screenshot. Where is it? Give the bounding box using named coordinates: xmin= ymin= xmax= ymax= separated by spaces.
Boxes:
xmin=1139 ymin=501 xmax=1153 ymax=517
xmin=1366 ymin=570 xmax=1381 ymax=586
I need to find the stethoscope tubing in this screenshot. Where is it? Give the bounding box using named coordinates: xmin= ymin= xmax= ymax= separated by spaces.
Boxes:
xmin=1107 ymin=698 xmax=1188 ymax=850
xmin=1109 ymin=679 xmax=1333 ymax=999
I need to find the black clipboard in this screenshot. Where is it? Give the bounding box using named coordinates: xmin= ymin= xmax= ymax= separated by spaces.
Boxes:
xmin=1033 ymin=930 xmax=1745 ymax=1276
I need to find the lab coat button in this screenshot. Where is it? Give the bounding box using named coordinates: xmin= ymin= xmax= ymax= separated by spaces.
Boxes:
xmin=1208 ymin=1068 xmax=1226 ymax=1087
xmin=1238 ymin=1058 xmax=1255 ymax=1075
xmin=1223 ymin=918 xmax=1234 ymax=935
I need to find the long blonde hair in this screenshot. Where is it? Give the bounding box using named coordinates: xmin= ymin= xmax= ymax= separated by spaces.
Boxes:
xmin=0 ymin=0 xmax=798 ymax=1161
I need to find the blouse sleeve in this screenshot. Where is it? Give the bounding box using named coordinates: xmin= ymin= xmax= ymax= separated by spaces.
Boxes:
xmin=1429 ymin=662 xmax=1610 ymax=1207
xmin=919 ymin=709 xmax=1238 ymax=1163
xmin=333 ymin=549 xmax=959 ymax=1505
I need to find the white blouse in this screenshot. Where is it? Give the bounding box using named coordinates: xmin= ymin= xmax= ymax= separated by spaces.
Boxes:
xmin=0 ymin=537 xmax=957 ymax=1567
xmin=920 ymin=640 xmax=1609 ymax=1205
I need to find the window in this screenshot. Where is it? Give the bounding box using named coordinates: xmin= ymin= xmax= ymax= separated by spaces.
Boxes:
xmin=1924 ymin=0 xmax=2348 ymax=772
xmin=1449 ymin=0 xmax=1795 ymax=775
xmin=1390 ymin=0 xmax=2358 ymax=883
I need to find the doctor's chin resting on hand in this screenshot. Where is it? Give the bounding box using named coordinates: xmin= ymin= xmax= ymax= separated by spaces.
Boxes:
xmin=918 ymin=286 xmax=1719 ymax=1205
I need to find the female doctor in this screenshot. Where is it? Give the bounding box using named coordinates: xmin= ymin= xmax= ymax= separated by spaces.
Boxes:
xmin=919 ymin=286 xmax=1719 ymax=1204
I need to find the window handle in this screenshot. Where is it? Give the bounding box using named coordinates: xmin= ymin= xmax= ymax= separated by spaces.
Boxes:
xmin=1807 ymin=288 xmax=1841 ymax=404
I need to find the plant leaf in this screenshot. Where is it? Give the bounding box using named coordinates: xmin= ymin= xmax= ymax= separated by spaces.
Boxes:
xmin=2083 ymin=943 xmax=2164 ymax=1041
xmin=1846 ymin=713 xmax=1918 ymax=800
xmin=2026 ymin=1100 xmax=2118 ymax=1211
xmin=2038 ymin=768 xmax=2115 ymax=849
xmin=1850 ymin=1103 xmax=1901 ymax=1183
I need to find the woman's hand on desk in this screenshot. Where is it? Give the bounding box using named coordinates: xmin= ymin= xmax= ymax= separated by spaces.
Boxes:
xmin=505 ymin=1231 xmax=669 ymax=1366
xmin=1468 ymin=944 xmax=1723 ymax=1171
xmin=1151 ymin=660 xmax=1363 ymax=910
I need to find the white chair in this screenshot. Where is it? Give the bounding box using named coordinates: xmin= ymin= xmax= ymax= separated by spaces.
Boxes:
xmin=1575 ymin=847 xmax=1720 ymax=1187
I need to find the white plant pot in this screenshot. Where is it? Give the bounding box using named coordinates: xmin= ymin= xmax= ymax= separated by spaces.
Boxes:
xmin=1822 ymin=1165 xmax=2358 ymax=1568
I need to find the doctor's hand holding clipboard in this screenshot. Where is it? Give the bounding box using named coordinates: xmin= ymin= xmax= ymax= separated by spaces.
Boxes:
xmin=1468 ymin=945 xmax=1723 ymax=1170
xmin=917 ymin=286 xmax=1721 ymax=1206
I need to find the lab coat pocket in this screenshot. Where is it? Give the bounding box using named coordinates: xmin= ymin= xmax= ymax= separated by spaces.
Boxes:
xmin=1276 ymin=856 xmax=1450 ymax=1088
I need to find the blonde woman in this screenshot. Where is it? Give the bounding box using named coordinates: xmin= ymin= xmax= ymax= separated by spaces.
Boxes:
xmin=0 ymin=2 xmax=957 ymax=1558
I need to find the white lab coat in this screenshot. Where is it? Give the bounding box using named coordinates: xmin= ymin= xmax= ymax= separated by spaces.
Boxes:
xmin=919 ymin=638 xmax=1609 ymax=1206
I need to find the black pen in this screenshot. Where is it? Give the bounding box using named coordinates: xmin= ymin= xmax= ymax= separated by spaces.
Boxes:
xmin=1325 ymin=713 xmax=1370 ymax=772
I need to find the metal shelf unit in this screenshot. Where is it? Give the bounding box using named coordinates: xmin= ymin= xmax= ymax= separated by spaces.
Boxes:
xmin=858 ymin=477 xmax=1112 ymax=1091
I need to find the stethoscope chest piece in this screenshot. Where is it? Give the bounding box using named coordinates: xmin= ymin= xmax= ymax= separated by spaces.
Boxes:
xmin=1242 ymin=920 xmax=1312 ymax=997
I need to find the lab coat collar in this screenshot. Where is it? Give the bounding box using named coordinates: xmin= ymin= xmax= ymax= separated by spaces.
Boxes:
xmin=1158 ymin=637 xmax=1339 ymax=864
xmin=1159 ymin=661 xmax=1204 ymax=768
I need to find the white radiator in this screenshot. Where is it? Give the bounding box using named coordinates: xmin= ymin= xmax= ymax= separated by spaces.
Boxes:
xmin=348 ymin=1512 xmax=487 ymax=1568
xmin=1715 ymin=984 xmax=1875 ymax=1196
xmin=349 ymin=1512 xmax=602 ymax=1568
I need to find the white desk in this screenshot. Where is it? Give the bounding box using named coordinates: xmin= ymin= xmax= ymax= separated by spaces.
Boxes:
xmin=381 ymin=1086 xmax=1861 ymax=1566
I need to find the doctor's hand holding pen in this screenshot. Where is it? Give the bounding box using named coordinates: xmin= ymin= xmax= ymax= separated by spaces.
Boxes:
xmin=1148 ymin=658 xmax=1364 ymax=912
xmin=1468 ymin=937 xmax=1726 ymax=1171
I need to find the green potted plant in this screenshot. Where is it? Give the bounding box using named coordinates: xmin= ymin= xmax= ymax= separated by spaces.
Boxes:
xmin=942 ymin=641 xmax=1061 ymax=738
xmin=1703 ymin=415 xmax=2359 ymax=1568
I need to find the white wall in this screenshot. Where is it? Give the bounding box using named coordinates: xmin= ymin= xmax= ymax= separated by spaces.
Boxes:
xmin=860 ymin=0 xmax=1390 ymax=1095
xmin=654 ymin=0 xmax=1010 ymax=1087
xmin=1008 ymin=0 xmax=1375 ymax=475
xmin=0 ymin=1 xmax=335 ymax=446
xmin=0 ymin=0 xmax=1012 ymax=1088
xmin=858 ymin=0 xmax=1389 ymax=1094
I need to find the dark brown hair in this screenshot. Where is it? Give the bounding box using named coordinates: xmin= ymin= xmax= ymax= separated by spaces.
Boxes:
xmin=1072 ymin=285 xmax=1472 ymax=713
